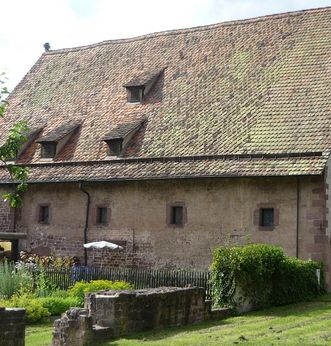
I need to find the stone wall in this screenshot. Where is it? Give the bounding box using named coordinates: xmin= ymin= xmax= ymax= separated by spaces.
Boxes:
xmin=0 ymin=188 xmax=14 ymax=233
xmin=53 ymin=308 xmax=92 ymax=346
xmin=52 ymin=287 xmax=230 ymax=346
xmin=8 ymin=175 xmax=330 ymax=287
xmin=0 ymin=307 xmax=25 ymax=346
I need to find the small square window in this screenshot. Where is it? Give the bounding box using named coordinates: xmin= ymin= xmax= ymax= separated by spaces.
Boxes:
xmin=127 ymin=86 xmax=144 ymax=103
xmin=39 ymin=205 xmax=50 ymax=224
xmin=96 ymin=207 xmax=108 ymax=225
xmin=260 ymin=208 xmax=274 ymax=227
xmin=171 ymin=206 xmax=183 ymax=226
xmin=41 ymin=142 xmax=56 ymax=158
xmin=106 ymin=139 xmax=123 ymax=156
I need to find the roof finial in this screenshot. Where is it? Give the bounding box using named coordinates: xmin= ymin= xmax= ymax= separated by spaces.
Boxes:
xmin=43 ymin=42 xmax=50 ymax=52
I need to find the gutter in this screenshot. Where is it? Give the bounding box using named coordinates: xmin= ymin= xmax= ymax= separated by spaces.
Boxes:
xmin=296 ymin=176 xmax=300 ymax=258
xmin=79 ymin=182 xmax=90 ymax=266
xmin=0 ymin=173 xmax=322 ymax=186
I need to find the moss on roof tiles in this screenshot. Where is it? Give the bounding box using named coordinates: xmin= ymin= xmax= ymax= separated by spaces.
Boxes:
xmin=0 ymin=7 xmax=330 ymax=179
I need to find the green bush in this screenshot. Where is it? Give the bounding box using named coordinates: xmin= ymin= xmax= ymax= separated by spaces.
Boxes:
xmin=0 ymin=261 xmax=33 ymax=298
xmin=211 ymin=244 xmax=325 ymax=310
xmin=68 ymin=280 xmax=133 ymax=305
xmin=0 ymin=294 xmax=50 ymax=323
xmin=38 ymin=296 xmax=80 ymax=316
xmin=50 ymin=289 xmax=70 ymax=299
xmin=272 ymin=257 xmax=325 ymax=305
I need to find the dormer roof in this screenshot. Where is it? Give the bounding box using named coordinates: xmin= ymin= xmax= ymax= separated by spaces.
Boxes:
xmin=101 ymin=119 xmax=146 ymax=141
xmin=36 ymin=122 xmax=81 ymax=143
xmin=123 ymin=69 xmax=164 ymax=88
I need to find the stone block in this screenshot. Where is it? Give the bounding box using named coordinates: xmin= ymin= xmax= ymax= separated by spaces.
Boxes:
xmin=0 ymin=308 xmax=25 ymax=346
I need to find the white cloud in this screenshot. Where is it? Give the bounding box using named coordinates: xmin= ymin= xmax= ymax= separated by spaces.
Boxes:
xmin=1 ymin=0 xmax=330 ymax=90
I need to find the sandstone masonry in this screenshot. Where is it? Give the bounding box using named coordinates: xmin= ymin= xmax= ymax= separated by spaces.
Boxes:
xmin=52 ymin=287 xmax=230 ymax=346
xmin=0 ymin=307 xmax=25 ymax=346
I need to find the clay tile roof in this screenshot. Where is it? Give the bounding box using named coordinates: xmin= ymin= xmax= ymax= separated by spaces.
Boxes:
xmin=36 ymin=122 xmax=81 ymax=143
xmin=102 ymin=119 xmax=146 ymax=140
xmin=0 ymin=6 xmax=330 ymax=181
xmin=124 ymin=69 xmax=164 ymax=87
xmin=25 ymin=126 xmax=44 ymax=138
xmin=0 ymin=154 xmax=327 ymax=183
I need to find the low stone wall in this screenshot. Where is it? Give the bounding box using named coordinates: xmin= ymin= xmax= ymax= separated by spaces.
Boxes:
xmin=0 ymin=307 xmax=26 ymax=346
xmin=52 ymin=287 xmax=230 ymax=346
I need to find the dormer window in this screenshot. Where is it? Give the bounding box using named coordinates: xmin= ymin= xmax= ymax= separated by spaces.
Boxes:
xmin=127 ymin=86 xmax=144 ymax=103
xmin=36 ymin=121 xmax=81 ymax=160
xmin=106 ymin=139 xmax=123 ymax=156
xmin=124 ymin=68 xmax=164 ymax=104
xmin=40 ymin=142 xmax=56 ymax=158
xmin=101 ymin=119 xmax=146 ymax=158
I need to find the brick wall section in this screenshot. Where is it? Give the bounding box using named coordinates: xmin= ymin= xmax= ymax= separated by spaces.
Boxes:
xmin=0 ymin=189 xmax=14 ymax=232
xmin=304 ymin=177 xmax=328 ymax=261
xmin=0 ymin=307 xmax=25 ymax=346
xmin=28 ymin=234 xmax=83 ymax=258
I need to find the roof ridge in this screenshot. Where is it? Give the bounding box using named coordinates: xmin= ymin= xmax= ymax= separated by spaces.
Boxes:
xmin=45 ymin=6 xmax=331 ymax=55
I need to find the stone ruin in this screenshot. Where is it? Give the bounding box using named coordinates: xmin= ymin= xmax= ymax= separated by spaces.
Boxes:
xmin=52 ymin=287 xmax=230 ymax=346
xmin=0 ymin=307 xmax=25 ymax=346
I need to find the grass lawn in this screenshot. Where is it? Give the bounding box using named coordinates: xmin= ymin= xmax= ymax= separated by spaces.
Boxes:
xmin=26 ymin=323 xmax=53 ymax=346
xmin=26 ymin=295 xmax=331 ymax=346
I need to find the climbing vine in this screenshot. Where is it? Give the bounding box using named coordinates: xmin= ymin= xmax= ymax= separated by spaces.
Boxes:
xmin=0 ymin=73 xmax=29 ymax=207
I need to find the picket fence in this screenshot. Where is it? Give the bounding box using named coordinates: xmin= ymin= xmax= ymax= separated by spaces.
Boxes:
xmin=35 ymin=266 xmax=212 ymax=300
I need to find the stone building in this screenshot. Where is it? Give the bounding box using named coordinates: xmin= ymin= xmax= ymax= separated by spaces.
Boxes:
xmin=0 ymin=8 xmax=330 ymax=284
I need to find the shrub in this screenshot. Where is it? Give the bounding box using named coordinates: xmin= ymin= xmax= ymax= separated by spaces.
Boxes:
xmin=0 ymin=260 xmax=33 ymax=298
xmin=38 ymin=296 xmax=80 ymax=316
xmin=271 ymin=257 xmax=325 ymax=305
xmin=34 ymin=267 xmax=58 ymax=297
xmin=50 ymin=289 xmax=70 ymax=299
xmin=211 ymin=244 xmax=324 ymax=310
xmin=0 ymin=294 xmax=50 ymax=323
xmin=68 ymin=280 xmax=133 ymax=305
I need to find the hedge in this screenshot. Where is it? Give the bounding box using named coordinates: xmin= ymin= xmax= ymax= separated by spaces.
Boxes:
xmin=68 ymin=280 xmax=134 ymax=305
xmin=211 ymin=244 xmax=325 ymax=310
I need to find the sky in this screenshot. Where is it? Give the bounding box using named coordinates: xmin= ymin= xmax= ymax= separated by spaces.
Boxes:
xmin=1 ymin=0 xmax=331 ymax=90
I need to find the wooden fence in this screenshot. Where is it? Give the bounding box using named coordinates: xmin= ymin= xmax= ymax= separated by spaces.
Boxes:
xmin=35 ymin=266 xmax=212 ymax=300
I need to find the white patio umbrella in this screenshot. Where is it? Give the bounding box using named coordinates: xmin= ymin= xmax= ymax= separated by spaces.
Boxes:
xmin=83 ymin=241 xmax=123 ymax=267
xmin=83 ymin=241 xmax=123 ymax=250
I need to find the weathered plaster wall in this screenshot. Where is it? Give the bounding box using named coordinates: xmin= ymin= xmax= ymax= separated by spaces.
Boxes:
xmin=10 ymin=176 xmax=327 ymax=281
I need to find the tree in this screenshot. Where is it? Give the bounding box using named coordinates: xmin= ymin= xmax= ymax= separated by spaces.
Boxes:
xmin=0 ymin=73 xmax=29 ymax=207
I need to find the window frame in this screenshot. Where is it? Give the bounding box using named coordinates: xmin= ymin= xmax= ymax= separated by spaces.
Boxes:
xmin=253 ymin=204 xmax=279 ymax=231
xmin=260 ymin=208 xmax=274 ymax=227
xmin=38 ymin=204 xmax=51 ymax=224
xmin=126 ymin=86 xmax=144 ymax=103
xmin=167 ymin=202 xmax=187 ymax=228
xmin=94 ymin=205 xmax=110 ymax=226
xmin=40 ymin=142 xmax=57 ymax=159
xmin=106 ymin=139 xmax=123 ymax=157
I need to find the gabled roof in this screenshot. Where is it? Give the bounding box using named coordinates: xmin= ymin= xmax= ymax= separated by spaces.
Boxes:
xmin=0 ymin=6 xmax=330 ymax=181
